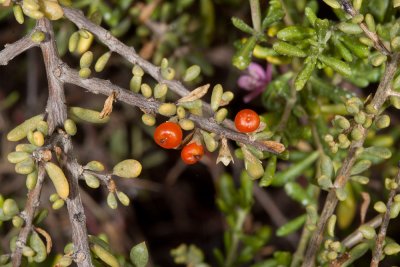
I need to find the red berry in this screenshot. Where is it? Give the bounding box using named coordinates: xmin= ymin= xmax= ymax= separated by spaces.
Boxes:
xmin=181 ymin=142 xmax=204 ymax=165
xmin=234 ymin=109 xmax=260 ymax=133
xmin=154 ymin=122 xmax=183 ymax=149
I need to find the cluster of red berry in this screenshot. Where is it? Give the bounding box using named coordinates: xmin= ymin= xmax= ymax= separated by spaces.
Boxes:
xmin=153 ymin=109 xmax=260 ymax=165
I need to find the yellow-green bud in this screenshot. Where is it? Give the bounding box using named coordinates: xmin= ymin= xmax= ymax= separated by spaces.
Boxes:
xmin=390 ymin=202 xmax=400 ymax=219
xmin=351 ymin=126 xmax=363 ymax=141
xmin=15 ymin=144 xmax=37 ymax=153
xmin=64 ymin=119 xmax=77 ymax=135
xmin=327 ymin=214 xmax=336 ymax=237
xmin=45 ymin=162 xmax=70 ymax=199
xmin=354 ymin=111 xmax=366 ymax=124
xmin=327 ymin=251 xmax=338 ymax=261
xmin=107 ymin=192 xmax=118 ymax=209
xmin=79 ymin=67 xmax=91 ymax=78
xmin=384 ymin=243 xmax=400 ymax=255
xmin=26 ymin=170 xmax=38 ymax=190
xmin=37 ymin=120 xmax=49 ymax=135
xmin=158 ymin=103 xmax=177 ymax=116
xmin=338 ymin=133 xmax=350 ymax=149
xmin=221 ymin=91 xmax=234 ymax=105
xmin=13 ymin=5 xmax=24 ymax=24
xmin=179 ymin=119 xmax=195 ymax=131
xmin=358 ymin=225 xmax=376 ymax=239
xmin=201 ymin=130 xmax=218 ymax=152
xmin=80 ymin=51 xmax=93 ymax=68
xmin=113 ymin=159 xmax=142 ymax=178
xmin=154 ymin=83 xmax=168 ymax=99
xmin=12 ymin=215 xmax=24 ymax=228
xmin=177 ymin=106 xmax=186 ymax=119
xmin=211 ymin=84 xmax=223 ymax=111
xmin=365 ymin=13 xmax=375 ymax=32
xmin=3 ymin=199 xmax=19 ymax=217
xmin=31 ymin=31 xmax=46 ymax=43
xmin=391 ymin=36 xmax=400 ymax=51
xmin=161 ymin=67 xmax=175 ymax=80
xmin=214 ymin=108 xmax=228 ymax=124
xmin=84 ymin=173 xmax=100 ymax=188
xmin=58 ymin=256 xmax=73 ymax=267
xmin=22 ymin=246 xmax=35 ymax=257
xmin=95 ymin=52 xmax=112 ymax=72
xmin=160 ymin=58 xmax=169 ymax=69
xmin=15 ymin=157 xmax=35 ymax=175
xmin=141 ymin=114 xmax=156 ymax=126
xmin=32 ymin=131 xmax=44 ymax=147
xmin=130 ymin=76 xmax=142 ymax=93
xmin=334 ymin=115 xmax=350 ymax=130
xmin=140 ymin=83 xmax=152 ymax=98
xmin=351 ymin=14 xmax=364 ymax=24
xmin=375 ymin=114 xmax=390 ymax=129
xmin=49 ymin=193 xmax=59 ymax=202
xmin=69 ymin=107 xmax=110 ymax=124
xmin=363 ymin=117 xmax=373 ymax=128
xmin=116 ymin=191 xmax=130 ymax=206
xmin=52 ymin=198 xmax=65 ymax=210
xmin=374 ymin=201 xmax=387 ymax=213
xmin=322 ymin=0 xmax=341 ymax=9
xmin=7 ymin=151 xmax=30 ymax=164
xmin=371 ymin=54 xmax=387 ymax=66
xmin=183 ymin=65 xmax=201 ymax=82
xmin=132 ymin=65 xmax=144 ymax=76
xmin=365 ymin=103 xmax=378 ymax=114
xmin=68 ymin=32 xmax=79 ymax=53
xmin=85 ymin=161 xmax=105 ymax=172
xmin=7 ymin=114 xmax=44 ymax=142
xmin=90 ymin=242 xmax=120 ymax=267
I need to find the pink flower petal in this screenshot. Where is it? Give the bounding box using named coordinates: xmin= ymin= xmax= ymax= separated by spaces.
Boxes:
xmin=238 ymin=75 xmax=255 ymax=90
xmin=243 ymin=87 xmax=264 ymax=103
xmin=265 ymin=63 xmax=272 ymax=82
xmin=248 ymin=62 xmax=267 ymax=80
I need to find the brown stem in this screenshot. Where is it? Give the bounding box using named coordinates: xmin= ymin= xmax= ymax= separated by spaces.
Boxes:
xmin=302 ymin=53 xmax=400 ymax=266
xmin=37 ymin=19 xmax=93 ymax=267
xmin=338 ymin=0 xmax=390 ymax=55
xmin=370 ymin=167 xmax=400 ymax=267
xmin=59 ymin=65 xmax=283 ymax=154
xmin=37 ymin=19 xmax=67 ymax=133
xmin=12 ymin=165 xmax=45 ymax=267
xmin=342 ymin=215 xmax=383 ymax=248
xmin=56 ymin=132 xmax=93 ymax=267
xmin=0 ymin=33 xmax=38 ymax=66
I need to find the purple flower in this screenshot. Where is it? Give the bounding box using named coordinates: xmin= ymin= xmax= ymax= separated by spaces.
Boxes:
xmin=237 ymin=62 xmax=272 ymax=103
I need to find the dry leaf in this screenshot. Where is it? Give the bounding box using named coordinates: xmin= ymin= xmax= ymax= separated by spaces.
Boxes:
xmin=216 ymin=138 xmax=233 ymax=166
xmin=99 ymin=92 xmax=116 ymax=119
xmin=139 ymin=40 xmax=156 ymax=60
xmin=0 ymin=0 xmax=11 ymax=7
xmin=360 ymin=192 xmax=370 ymax=224
xmin=262 ymin=140 xmax=285 ymax=154
xmin=177 ymin=84 xmax=210 ymax=103
xmin=35 ymin=227 xmax=53 ymax=254
xmin=139 ymin=0 xmax=161 ymax=22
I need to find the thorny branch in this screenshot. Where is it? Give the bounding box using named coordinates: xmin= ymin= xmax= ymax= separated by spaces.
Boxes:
xmin=370 ymin=166 xmax=400 ymax=267
xmin=338 ymin=0 xmax=390 ymax=55
xmin=302 ymin=52 xmax=400 ymax=267
xmin=38 ymin=18 xmax=92 ymax=267
xmin=59 ymin=65 xmax=284 ymax=154
xmin=11 ymin=165 xmax=45 ymax=267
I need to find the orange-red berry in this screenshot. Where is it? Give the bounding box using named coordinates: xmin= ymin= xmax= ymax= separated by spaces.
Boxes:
xmin=234 ymin=109 xmax=260 ymax=133
xmin=181 ymin=143 xmax=204 ymax=165
xmin=154 ymin=122 xmax=183 ymax=149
